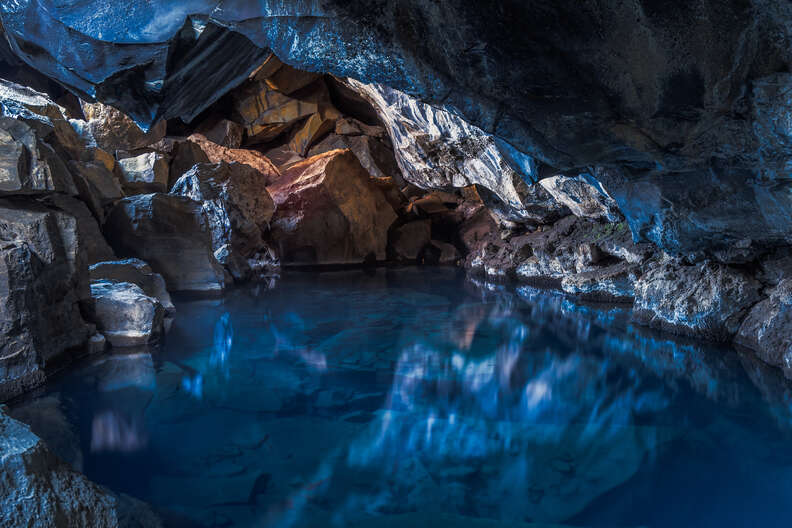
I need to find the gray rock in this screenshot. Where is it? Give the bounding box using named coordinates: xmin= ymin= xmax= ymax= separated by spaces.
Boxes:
xmin=79 ymin=100 xmax=166 ymax=154
xmin=171 ymin=162 xmax=276 ymax=281
xmin=104 ymin=193 xmax=226 ymax=294
xmin=561 ymin=262 xmax=638 ymax=303
xmin=735 ymin=280 xmax=792 ymax=379
xmin=0 ymin=408 xmax=163 ymax=527
xmin=89 ymin=258 xmax=175 ymax=316
xmin=42 ymin=193 xmax=116 ymax=266
xmin=117 ymin=152 xmax=169 ymax=193
xmin=90 ymin=281 xmax=165 ymax=347
xmin=540 ymin=174 xmax=621 ymax=222
xmin=0 ymin=199 xmax=93 ymax=401
xmin=633 ymin=259 xmax=762 ymax=341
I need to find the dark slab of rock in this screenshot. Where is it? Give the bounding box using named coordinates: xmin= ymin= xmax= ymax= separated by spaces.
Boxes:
xmin=633 ymin=259 xmax=762 ymax=342
xmin=188 ymin=133 xmax=281 ymax=186
xmin=735 ymin=280 xmax=792 ymax=379
xmin=389 ymin=220 xmax=432 ymax=262
xmin=104 ymin=193 xmax=225 ymax=294
xmin=267 ymin=150 xmax=397 ymax=265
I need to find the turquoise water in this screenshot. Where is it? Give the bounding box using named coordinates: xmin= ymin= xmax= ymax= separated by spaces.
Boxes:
xmin=12 ymin=269 xmax=792 ymax=527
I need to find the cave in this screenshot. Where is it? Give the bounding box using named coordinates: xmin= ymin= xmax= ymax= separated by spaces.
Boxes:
xmin=3 ymin=2 xmax=792 ymax=527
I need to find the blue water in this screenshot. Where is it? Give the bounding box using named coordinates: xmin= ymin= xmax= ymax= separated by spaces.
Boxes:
xmin=12 ymin=269 xmax=792 ymax=527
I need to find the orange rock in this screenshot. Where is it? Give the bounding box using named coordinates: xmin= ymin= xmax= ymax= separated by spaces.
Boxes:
xmin=267 ymin=150 xmax=397 ymax=265
xmin=188 ymin=134 xmax=281 ymax=186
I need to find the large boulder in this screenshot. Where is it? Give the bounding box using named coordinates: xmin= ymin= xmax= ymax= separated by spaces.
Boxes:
xmin=187 ymin=133 xmax=280 ymax=185
xmin=0 ymin=198 xmax=94 ymax=401
xmin=104 ymin=194 xmax=226 ymax=294
xmin=89 ymin=258 xmax=175 ymax=316
xmin=171 ymin=162 xmax=277 ymax=280
xmin=633 ymin=259 xmax=762 ymax=342
xmin=90 ymin=281 xmax=165 ymax=348
xmin=735 ymin=280 xmax=792 ymax=379
xmin=267 ymin=149 xmax=397 ymax=265
xmin=0 ymin=408 xmax=162 ymax=527
xmin=78 ymin=100 xmax=166 ymax=154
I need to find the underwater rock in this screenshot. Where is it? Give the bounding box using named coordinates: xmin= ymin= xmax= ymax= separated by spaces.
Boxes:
xmin=0 ymin=408 xmax=162 ymax=527
xmin=89 ymin=258 xmax=175 ymax=316
xmin=633 ymin=258 xmax=762 ymax=342
xmin=171 ymin=162 xmax=276 ymax=281
xmin=735 ymin=280 xmax=792 ymax=379
xmin=268 ymin=150 xmax=397 ymax=265
xmin=90 ymin=281 xmax=165 ymax=347
xmin=0 ymin=198 xmax=94 ymax=401
xmin=104 ymin=193 xmax=225 ymax=294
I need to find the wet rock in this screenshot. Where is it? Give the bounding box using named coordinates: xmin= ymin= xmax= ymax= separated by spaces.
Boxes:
xmin=540 ymin=174 xmax=622 ymax=222
xmin=268 ymin=150 xmax=397 ymax=265
xmin=90 ymin=281 xmax=165 ymax=347
xmin=196 ymin=118 xmax=243 ymax=149
xmin=0 ymin=198 xmax=92 ymax=401
xmin=171 ymin=162 xmax=277 ymax=281
xmin=104 ymin=193 xmax=225 ymax=294
xmin=89 ymin=258 xmax=175 ymax=316
xmin=117 ymin=152 xmax=169 ymax=194
xmin=735 ymin=280 xmax=792 ymax=378
xmin=188 ymin=133 xmax=280 ymax=185
xmin=79 ymin=100 xmax=166 ymax=154
xmin=389 ymin=220 xmax=432 ymax=261
xmin=0 ymin=408 xmax=163 ymax=527
xmin=633 ymin=259 xmax=762 ymax=342
xmin=561 ymin=262 xmax=638 ymax=303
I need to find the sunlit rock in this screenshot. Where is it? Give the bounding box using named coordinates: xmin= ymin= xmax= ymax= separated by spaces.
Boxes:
xmin=634 ymin=258 xmax=762 ymax=341
xmin=117 ymin=151 xmax=169 ymax=194
xmin=736 ymin=280 xmax=792 ymax=379
xmin=267 ymin=150 xmax=397 ymax=265
xmin=104 ymin=193 xmax=225 ymax=294
xmin=171 ymin=162 xmax=277 ymax=281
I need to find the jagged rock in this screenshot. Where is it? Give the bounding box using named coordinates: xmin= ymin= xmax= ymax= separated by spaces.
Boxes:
xmin=633 ymin=259 xmax=762 ymax=342
xmin=89 ymin=259 xmax=175 ymax=316
xmin=117 ymin=152 xmax=169 ymax=194
xmin=79 ymin=101 xmax=166 ymax=154
xmin=267 ymin=150 xmax=397 ymax=265
xmin=161 ymin=138 xmax=210 ymax=189
xmin=0 ymin=408 xmax=163 ymax=527
xmin=0 ymin=198 xmax=93 ymax=401
xmin=41 ymin=193 xmax=115 ymax=265
xmin=171 ymin=162 xmax=276 ymax=281
xmin=262 ymin=145 xmax=304 ymax=169
xmin=68 ymin=161 xmax=124 ymax=221
xmin=309 ymin=133 xmax=401 ymax=181
xmin=104 ymin=193 xmax=225 ymax=294
xmin=335 ymin=117 xmax=385 ymax=138
xmin=389 ymin=220 xmax=432 ymax=261
xmin=561 ymin=262 xmax=638 ymax=303
xmin=90 ymin=281 xmax=165 ymax=347
xmin=288 ymin=106 xmax=342 ymax=156
xmin=540 ymin=174 xmax=622 ymax=222
xmin=196 ymin=118 xmax=243 ymax=149
xmin=735 ymin=280 xmax=792 ymax=379
xmin=188 ymin=133 xmax=280 ymax=185
xmin=262 ymin=62 xmax=321 ymax=95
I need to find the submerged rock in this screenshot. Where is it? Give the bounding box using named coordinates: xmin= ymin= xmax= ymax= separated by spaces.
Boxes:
xmin=633 ymin=259 xmax=762 ymax=342
xmin=268 ymin=150 xmax=397 ymax=265
xmin=90 ymin=281 xmax=165 ymax=347
xmin=104 ymin=193 xmax=225 ymax=294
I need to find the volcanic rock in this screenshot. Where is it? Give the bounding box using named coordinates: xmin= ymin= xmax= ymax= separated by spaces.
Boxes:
xmin=735 ymin=280 xmax=792 ymax=379
xmin=89 ymin=258 xmax=175 ymax=316
xmin=117 ymin=152 xmax=169 ymax=194
xmin=90 ymin=281 xmax=165 ymax=347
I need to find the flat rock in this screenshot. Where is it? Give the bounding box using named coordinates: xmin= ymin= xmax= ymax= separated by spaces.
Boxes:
xmin=104 ymin=193 xmax=226 ymax=294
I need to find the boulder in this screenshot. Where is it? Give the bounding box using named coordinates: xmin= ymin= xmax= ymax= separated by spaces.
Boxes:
xmin=117 ymin=152 xmax=169 ymax=193
xmin=89 ymin=259 xmax=175 ymax=316
xmin=262 ymin=62 xmax=321 ymax=95
xmin=735 ymin=280 xmax=792 ymax=379
xmin=0 ymin=408 xmax=163 ymax=527
xmin=540 ymin=174 xmax=622 ymax=222
xmin=309 ymin=133 xmax=400 ymax=181
xmin=79 ymin=100 xmax=166 ymax=154
xmin=267 ymin=150 xmax=397 ymax=265
xmin=196 ymin=118 xmax=243 ymax=149
xmin=188 ymin=133 xmax=280 ymax=185
xmin=90 ymin=281 xmax=165 ymax=347
xmin=389 ymin=220 xmax=432 ymax=261
xmin=0 ymin=198 xmax=93 ymax=401
xmin=163 ymin=138 xmax=210 ymax=189
xmin=262 ymin=145 xmax=304 ymax=169
xmin=633 ymin=259 xmax=762 ymax=341
xmin=68 ymin=160 xmax=124 ymax=221
xmin=104 ymin=193 xmax=226 ymax=294
xmin=171 ymin=162 xmax=276 ymax=281
xmin=335 ymin=117 xmax=386 ymax=138
xmin=288 ymin=107 xmax=342 ymax=156
xmin=232 ymin=80 xmax=322 ymax=144
xmin=41 ymin=194 xmax=116 ymax=266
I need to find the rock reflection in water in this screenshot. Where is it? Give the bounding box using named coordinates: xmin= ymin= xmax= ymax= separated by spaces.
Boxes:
xmin=10 ymin=269 xmax=792 ymax=527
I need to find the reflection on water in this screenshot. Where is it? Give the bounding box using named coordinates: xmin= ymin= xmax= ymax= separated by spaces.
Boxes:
xmin=12 ymin=269 xmax=792 ymax=527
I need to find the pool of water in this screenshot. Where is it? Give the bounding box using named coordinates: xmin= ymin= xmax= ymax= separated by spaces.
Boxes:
xmin=11 ymin=268 xmax=792 ymax=527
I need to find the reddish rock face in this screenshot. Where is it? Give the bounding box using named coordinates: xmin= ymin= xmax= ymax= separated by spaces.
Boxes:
xmin=188 ymin=134 xmax=280 ymax=186
xmin=267 ymin=149 xmax=397 ymax=265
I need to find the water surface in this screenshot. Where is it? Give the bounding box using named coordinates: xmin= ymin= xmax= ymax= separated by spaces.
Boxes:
xmin=12 ymin=269 xmax=792 ymax=527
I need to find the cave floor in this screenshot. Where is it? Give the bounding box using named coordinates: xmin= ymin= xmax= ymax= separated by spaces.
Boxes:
xmin=11 ymin=268 xmax=792 ymax=527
